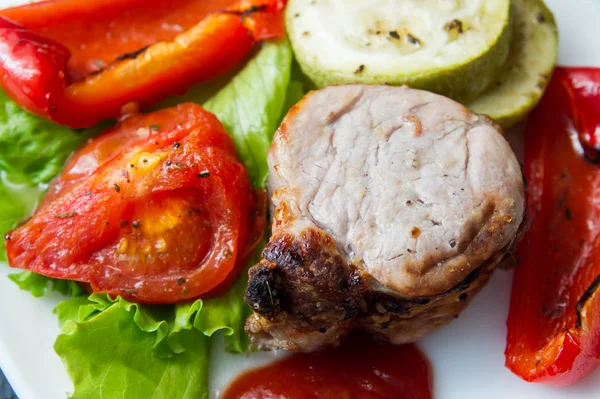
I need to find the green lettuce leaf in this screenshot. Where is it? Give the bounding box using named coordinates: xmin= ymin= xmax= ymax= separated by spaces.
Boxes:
xmin=51 ymin=242 xmax=265 ymax=399
xmin=54 ymin=297 xmax=211 ymax=399
xmin=9 ymin=271 xmax=84 ymax=297
xmin=0 ymin=90 xmax=88 ymax=185
xmin=280 ymin=79 xmax=306 ymax=124
xmin=0 ymin=181 xmax=25 ymax=260
xmin=204 ymin=39 xmax=292 ymax=188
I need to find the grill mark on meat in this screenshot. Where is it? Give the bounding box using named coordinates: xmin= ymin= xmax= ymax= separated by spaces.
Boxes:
xmin=408 ymin=101 xmax=432 ymax=114
xmin=437 ymin=121 xmax=469 ymax=142
xmin=322 ymin=88 xmax=364 ymax=124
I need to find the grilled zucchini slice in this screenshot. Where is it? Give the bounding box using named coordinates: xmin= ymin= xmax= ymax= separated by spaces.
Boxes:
xmin=467 ymin=0 xmax=558 ymax=128
xmin=286 ymin=0 xmax=513 ymax=102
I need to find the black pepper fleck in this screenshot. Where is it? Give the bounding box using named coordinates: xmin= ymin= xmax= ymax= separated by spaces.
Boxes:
xmin=113 ymin=183 xmax=121 ymax=193
xmin=197 ymin=170 xmax=210 ymax=178
xmin=173 ymin=142 xmax=181 ymax=149
xmin=389 ymin=30 xmax=400 ymax=39
xmin=132 ymin=220 xmax=140 ymax=228
xmin=355 ymin=64 xmax=365 ymax=74
xmin=177 ymin=278 xmax=187 ymax=285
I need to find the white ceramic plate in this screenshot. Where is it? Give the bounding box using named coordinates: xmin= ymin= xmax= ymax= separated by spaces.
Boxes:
xmin=1 ymin=0 xmax=600 ymax=398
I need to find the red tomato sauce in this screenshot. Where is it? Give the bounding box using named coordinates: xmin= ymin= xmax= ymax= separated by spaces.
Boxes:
xmin=222 ymin=334 xmax=432 ymax=399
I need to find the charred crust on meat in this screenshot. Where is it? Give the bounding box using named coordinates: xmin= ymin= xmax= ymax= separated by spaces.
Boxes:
xmin=246 ymin=263 xmax=281 ymax=319
xmin=246 ymin=228 xmax=356 ymax=327
xmin=340 ymin=298 xmax=360 ymax=320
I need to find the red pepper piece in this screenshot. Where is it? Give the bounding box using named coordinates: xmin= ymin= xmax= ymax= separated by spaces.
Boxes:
xmin=0 ymin=0 xmax=286 ymax=128
xmin=563 ymin=68 xmax=600 ymax=162
xmin=0 ymin=0 xmax=285 ymax=80
xmin=0 ymin=17 xmax=71 ymax=120
xmin=506 ymin=67 xmax=600 ymax=385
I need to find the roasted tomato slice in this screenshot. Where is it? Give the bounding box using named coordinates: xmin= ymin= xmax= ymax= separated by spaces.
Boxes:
xmin=5 ymin=103 xmax=256 ymax=304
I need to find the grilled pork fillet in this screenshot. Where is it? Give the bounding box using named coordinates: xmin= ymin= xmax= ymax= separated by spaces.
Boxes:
xmin=245 ymin=85 xmax=526 ymax=351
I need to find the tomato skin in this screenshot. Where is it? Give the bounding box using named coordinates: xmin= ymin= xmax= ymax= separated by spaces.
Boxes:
xmin=506 ymin=67 xmax=600 ymax=384
xmin=5 ymin=103 xmax=255 ymax=304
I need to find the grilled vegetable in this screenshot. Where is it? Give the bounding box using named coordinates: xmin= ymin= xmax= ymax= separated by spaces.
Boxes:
xmin=286 ymin=0 xmax=512 ymax=102
xmin=468 ymin=0 xmax=558 ymax=128
xmin=0 ymin=0 xmax=286 ymax=128
xmin=506 ymin=67 xmax=600 ymax=385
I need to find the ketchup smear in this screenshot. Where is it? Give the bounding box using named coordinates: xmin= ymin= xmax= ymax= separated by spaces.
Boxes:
xmin=222 ymin=333 xmax=432 ymax=399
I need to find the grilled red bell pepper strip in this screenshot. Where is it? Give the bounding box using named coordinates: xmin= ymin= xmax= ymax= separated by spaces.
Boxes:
xmin=0 ymin=0 xmax=285 ymax=128
xmin=506 ymin=67 xmax=600 ymax=385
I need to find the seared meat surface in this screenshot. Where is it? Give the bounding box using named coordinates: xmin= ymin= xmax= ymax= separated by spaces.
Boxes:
xmin=245 ymin=85 xmax=526 ymax=351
